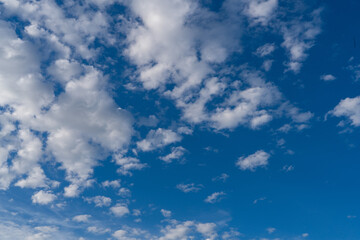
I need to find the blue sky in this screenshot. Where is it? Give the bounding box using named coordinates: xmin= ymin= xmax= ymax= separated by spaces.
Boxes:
xmin=0 ymin=0 xmax=360 ymax=239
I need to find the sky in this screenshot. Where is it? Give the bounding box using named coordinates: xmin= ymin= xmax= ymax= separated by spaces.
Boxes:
xmin=0 ymin=0 xmax=360 ymax=239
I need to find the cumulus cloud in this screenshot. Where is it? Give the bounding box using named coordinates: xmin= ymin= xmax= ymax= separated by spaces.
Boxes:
xmin=321 ymin=74 xmax=336 ymax=81
xmin=102 ymin=180 xmax=121 ymax=188
xmin=87 ymin=226 xmax=111 ymax=234
xmin=331 ymin=96 xmax=360 ymax=126
xmin=280 ymin=8 xmax=322 ymax=73
xmin=110 ymin=204 xmax=130 ymax=217
xmin=176 ymin=183 xmax=203 ymax=193
xmin=31 ymin=190 xmax=57 ymax=205
xmin=255 ymin=43 xmax=276 ymax=57
xmin=160 ymin=146 xmax=186 ymax=163
xmin=161 ymin=209 xmax=172 ymax=218
xmin=204 ymin=192 xmax=226 ymax=204
xmin=137 ymin=128 xmax=182 ymax=151
xmin=72 ymin=215 xmax=91 ymax=223
xmin=113 ymin=226 xmax=150 ymax=240
xmin=114 ymin=155 xmax=147 ymax=176
xmin=84 ymin=196 xmax=112 ymax=207
xmin=236 ymin=150 xmax=270 ymax=171
xmin=244 ymin=0 xmax=278 ymax=26
xmin=0 ymin=2 xmax=134 ymax=197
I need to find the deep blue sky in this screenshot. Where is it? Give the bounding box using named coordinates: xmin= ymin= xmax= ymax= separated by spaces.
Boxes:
xmin=0 ymin=0 xmax=360 ymax=239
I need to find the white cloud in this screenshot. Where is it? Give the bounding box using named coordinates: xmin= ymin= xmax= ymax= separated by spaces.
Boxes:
xmin=204 ymin=192 xmax=225 ymax=204
xmin=84 ymin=196 xmax=112 ymax=207
xmin=245 ymin=0 xmax=278 ymax=26
xmin=236 ymin=150 xmax=270 ymax=171
xmin=212 ymin=173 xmax=229 ymax=182
xmin=113 ymin=226 xmax=150 ymax=240
xmin=31 ymin=190 xmax=57 ymax=205
xmin=160 ymin=146 xmax=186 ymax=163
xmin=137 ymin=128 xmax=181 ymax=151
xmin=266 ymin=227 xmax=276 ymax=234
xmin=114 ymin=155 xmax=147 ymax=176
xmin=331 ymin=96 xmax=360 ymax=126
xmin=161 ymin=209 xmax=172 ymax=218
xmin=110 ymin=204 xmax=130 ymax=217
xmin=320 ymin=74 xmax=336 ymax=81
xmin=280 ymin=9 xmax=322 ymax=73
xmin=159 ymin=221 xmax=194 ymax=240
xmin=255 ymin=43 xmax=276 ymax=57
xmin=176 ymin=183 xmax=203 ymax=193
xmin=0 ymin=1 xmax=134 ymax=197
xmin=72 ymin=215 xmax=91 ymax=223
xmin=87 ymin=226 xmax=110 ymax=234
xmin=102 ymin=180 xmax=121 ymax=188
xmin=196 ymin=223 xmax=217 ymax=240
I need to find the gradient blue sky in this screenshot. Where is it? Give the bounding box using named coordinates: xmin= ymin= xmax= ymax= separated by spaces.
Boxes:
xmin=0 ymin=0 xmax=360 ymax=239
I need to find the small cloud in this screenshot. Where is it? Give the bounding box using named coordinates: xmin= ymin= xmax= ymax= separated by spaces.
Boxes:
xmin=87 ymin=226 xmax=111 ymax=234
xmin=266 ymin=227 xmax=276 ymax=234
xmin=302 ymin=233 xmax=309 ymax=237
xmin=212 ymin=173 xmax=229 ymax=182
xmin=73 ymin=214 xmax=91 ymax=223
xmin=176 ymin=183 xmax=203 ymax=193
xmin=84 ymin=196 xmax=112 ymax=207
xmin=205 ymin=192 xmax=226 ymax=204
xmin=282 ymin=165 xmax=294 ymax=172
xmin=347 ymin=215 xmax=357 ymax=219
xmin=160 ymin=146 xmax=186 ymax=163
xmin=320 ymin=74 xmax=336 ymax=81
xmin=160 ymin=209 xmax=172 ymax=218
xmin=253 ymin=197 xmax=267 ymax=204
xmin=255 ymin=43 xmax=276 ymax=57
xmin=236 ymin=150 xmax=270 ymax=171
xmin=31 ymin=190 xmax=56 ymax=205
xmin=110 ymin=204 xmax=130 ymax=217
xmin=102 ymin=180 xmax=121 ymax=188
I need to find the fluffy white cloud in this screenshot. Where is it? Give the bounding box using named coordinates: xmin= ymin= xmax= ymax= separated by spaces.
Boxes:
xmin=113 ymin=226 xmax=150 ymax=240
xmin=114 ymin=155 xmax=147 ymax=176
xmin=110 ymin=204 xmax=130 ymax=217
xmin=102 ymin=180 xmax=121 ymax=188
xmin=84 ymin=196 xmax=112 ymax=207
xmin=159 ymin=220 xmax=219 ymax=240
xmin=331 ymin=96 xmax=360 ymax=126
xmin=159 ymin=221 xmax=194 ymax=240
xmin=137 ymin=128 xmax=181 ymax=151
xmin=236 ymin=150 xmax=270 ymax=171
xmin=204 ymin=192 xmax=226 ymax=204
xmin=321 ymin=74 xmax=336 ymax=81
xmin=196 ymin=223 xmax=217 ymax=240
xmin=160 ymin=146 xmax=186 ymax=163
xmin=176 ymin=183 xmax=203 ymax=193
xmin=31 ymin=190 xmax=57 ymax=205
xmin=0 ymin=2 xmax=134 ymax=196
xmin=212 ymin=173 xmax=229 ymax=182
xmin=244 ymin=0 xmax=278 ymax=26
xmin=255 ymin=43 xmax=276 ymax=57
xmin=72 ymin=215 xmax=91 ymax=223
xmin=280 ymin=9 xmax=322 ymax=73
xmin=161 ymin=209 xmax=172 ymax=218
xmin=87 ymin=226 xmax=110 ymax=234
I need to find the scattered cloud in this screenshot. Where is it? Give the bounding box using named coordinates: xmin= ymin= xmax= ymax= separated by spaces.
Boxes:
xmin=161 ymin=209 xmax=172 ymax=218
xmin=320 ymin=74 xmax=336 ymax=81
xmin=72 ymin=215 xmax=91 ymax=223
xmin=204 ymin=192 xmax=226 ymax=204
xmin=176 ymin=183 xmax=203 ymax=193
xmin=31 ymin=190 xmax=57 ymax=205
xmin=236 ymin=150 xmax=270 ymax=171
xmin=110 ymin=204 xmax=130 ymax=217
